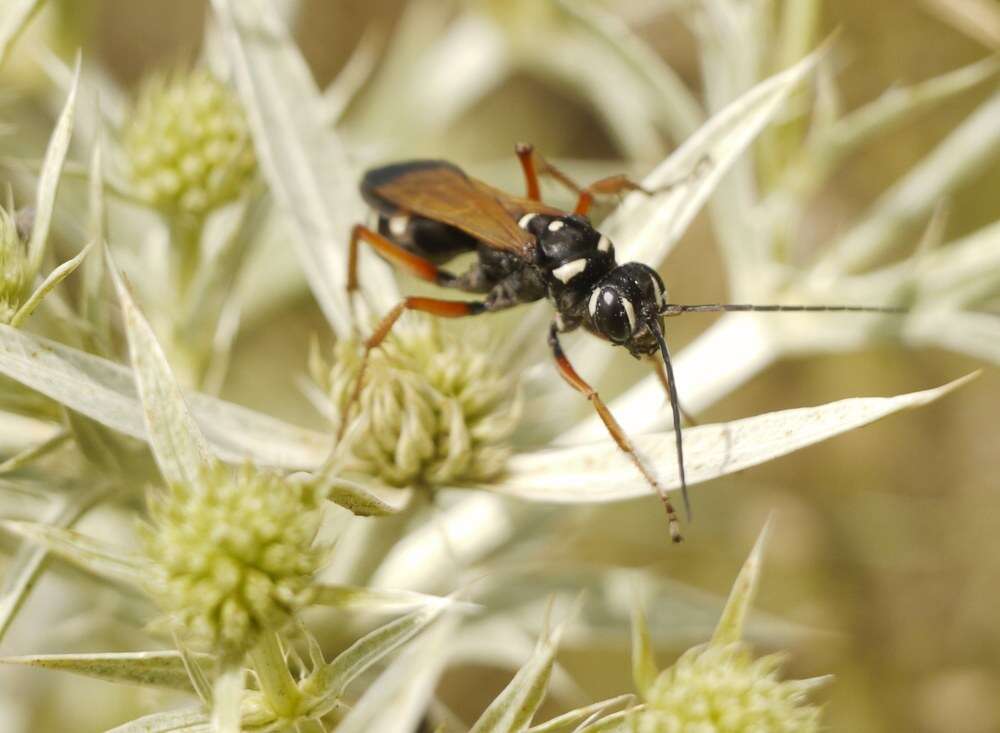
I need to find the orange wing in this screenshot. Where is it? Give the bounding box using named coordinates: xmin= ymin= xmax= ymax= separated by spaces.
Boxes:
xmin=369 ymin=162 xmax=562 ymax=257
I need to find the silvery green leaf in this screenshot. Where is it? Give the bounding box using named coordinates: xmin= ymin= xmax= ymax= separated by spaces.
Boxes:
xmin=106 ymin=707 xmax=209 ymax=733
xmin=10 ymin=238 xmax=96 ymax=327
xmin=0 ymin=325 xmax=328 ymax=468
xmin=0 ymin=428 xmax=68 ymax=474
xmin=0 ymin=486 xmax=106 ymax=641
xmin=210 ymin=0 xmax=398 ymax=336
xmin=712 ymin=520 xmax=770 ymax=646
xmin=307 ymin=599 xmax=450 ymax=717
xmin=322 ymin=476 xmax=411 ymax=516
xmin=524 ymin=695 xmax=636 ymax=733
xmin=819 ymin=88 xmax=1000 ymax=275
xmin=486 ymin=375 xmax=974 ymax=502
xmin=0 ymin=410 xmax=60 ymax=455
xmin=0 ymin=519 xmax=147 ymax=588
xmin=469 ymin=613 xmax=568 ymax=733
xmin=0 ymin=0 xmax=43 ymax=66
xmin=605 ymin=42 xmax=824 ymax=270
xmin=0 ymin=650 xmax=214 ymax=692
xmin=335 ymin=617 xmax=457 ymax=733
xmin=629 ymin=594 xmax=657 ymax=698
xmin=211 ymin=661 xmax=243 ymax=733
xmin=905 ymin=309 xmax=1000 ymax=366
xmin=27 ymin=54 xmax=80 ymax=276
xmin=922 ymin=0 xmax=1000 ymax=49
xmin=106 ymin=249 xmax=214 ymax=486
xmin=807 ymin=57 xmax=998 ymax=182
xmin=312 ymin=584 xmax=476 ymax=615
xmin=549 ymin=0 xmax=703 ymax=140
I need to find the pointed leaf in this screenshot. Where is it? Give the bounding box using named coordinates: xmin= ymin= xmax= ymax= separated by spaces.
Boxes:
xmin=486 ymin=375 xmax=974 ymax=502
xmin=210 ymin=0 xmax=398 ymax=336
xmin=323 ymin=477 xmax=411 ymax=516
xmin=629 ymin=595 xmax=658 ymax=697
xmin=0 ymin=0 xmax=44 ymax=65
xmin=335 ymin=617 xmax=457 ymax=733
xmin=0 ymin=325 xmax=328 ymax=468
xmin=0 ymin=519 xmax=147 ymax=588
xmin=525 ymin=695 xmax=636 ymax=733
xmin=27 ymin=55 xmax=81 ymax=275
xmin=0 ymin=486 xmax=106 ymax=642
xmin=470 ymin=614 xmax=568 ymax=733
xmin=313 ymin=584 xmax=476 ymax=615
xmin=0 ymin=429 xmax=69 ymax=474
xmin=308 ymin=599 xmax=450 ymax=717
xmin=712 ymin=521 xmax=770 ymax=646
xmin=0 ymin=650 xmax=216 ymax=692
xmin=106 ymin=249 xmax=214 ymax=486
xmin=604 ymin=43 xmax=825 ymax=267
xmin=106 ymin=708 xmax=209 ymax=733
xmin=11 ymin=238 xmax=96 ymax=327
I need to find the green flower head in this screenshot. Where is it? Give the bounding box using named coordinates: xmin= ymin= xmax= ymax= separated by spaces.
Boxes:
xmin=0 ymin=205 xmax=32 ymax=324
xmin=636 ymin=643 xmax=824 ymax=733
xmin=141 ymin=463 xmax=324 ymax=656
xmin=324 ymin=315 xmax=520 ymax=488
xmin=123 ymin=69 xmax=256 ymax=218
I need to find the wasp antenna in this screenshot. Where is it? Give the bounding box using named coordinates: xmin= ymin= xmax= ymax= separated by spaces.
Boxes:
xmin=661 ymin=302 xmax=907 ymax=316
xmin=649 ymin=319 xmax=692 ymax=523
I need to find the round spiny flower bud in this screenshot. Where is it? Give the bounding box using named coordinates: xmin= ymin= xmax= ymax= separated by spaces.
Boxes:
xmin=122 ymin=70 xmax=256 ymax=218
xmin=328 ymin=316 xmax=520 ymax=488
xmin=0 ymin=206 xmax=31 ymax=324
xmin=636 ymin=644 xmax=823 ymax=733
xmin=141 ymin=463 xmax=324 ymax=656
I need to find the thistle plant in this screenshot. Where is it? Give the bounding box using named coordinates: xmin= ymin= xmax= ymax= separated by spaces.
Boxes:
xmin=0 ymin=1 xmax=995 ymax=732
xmin=316 ymin=316 xmax=519 ymax=488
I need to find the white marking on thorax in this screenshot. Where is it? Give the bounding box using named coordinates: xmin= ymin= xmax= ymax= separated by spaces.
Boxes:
xmin=547 ymin=220 xmax=565 ymax=232
xmin=388 ymin=215 xmax=409 ymax=237
xmin=552 ymin=258 xmax=587 ymax=284
xmin=588 ymin=288 xmax=601 ymax=318
xmin=554 ymin=312 xmax=565 ymax=331
xmin=597 ymin=234 xmax=611 ymax=252
xmin=622 ymin=297 xmax=637 ymax=333
xmin=518 ymin=213 xmax=537 ymax=229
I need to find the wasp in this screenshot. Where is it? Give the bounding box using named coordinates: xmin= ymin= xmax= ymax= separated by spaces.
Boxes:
xmin=344 ymin=144 xmax=902 ymax=542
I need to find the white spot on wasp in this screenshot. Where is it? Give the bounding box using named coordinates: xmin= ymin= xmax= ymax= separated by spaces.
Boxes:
xmin=597 ymin=234 xmax=611 ymax=253
xmin=622 ymin=298 xmax=637 ymax=334
xmin=518 ymin=213 xmax=537 ymax=229
xmin=554 ymin=312 xmax=565 ymax=331
xmin=388 ymin=215 xmax=409 ymax=237
xmin=588 ymin=289 xmax=601 ymax=318
xmin=552 ymin=258 xmax=587 ymax=284
xmin=547 ymin=220 xmax=565 ymax=232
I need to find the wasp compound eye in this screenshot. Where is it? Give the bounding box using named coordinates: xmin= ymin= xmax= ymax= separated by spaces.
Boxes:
xmin=589 ymin=287 xmax=636 ymax=344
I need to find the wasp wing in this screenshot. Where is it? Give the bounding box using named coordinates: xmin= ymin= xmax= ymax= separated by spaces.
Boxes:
xmin=366 ymin=161 xmax=560 ymax=257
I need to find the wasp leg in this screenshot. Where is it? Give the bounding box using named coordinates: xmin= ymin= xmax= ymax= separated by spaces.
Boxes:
xmin=347 ymin=224 xmax=457 ymax=294
xmin=515 ymin=142 xmax=542 ymax=201
xmin=337 ymin=296 xmax=489 ymax=443
xmin=548 ymin=323 xmax=683 ymax=543
xmin=645 ymin=355 xmax=699 ymax=427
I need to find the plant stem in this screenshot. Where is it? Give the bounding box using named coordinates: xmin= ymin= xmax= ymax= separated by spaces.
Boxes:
xmin=250 ymin=632 xmax=301 ymax=720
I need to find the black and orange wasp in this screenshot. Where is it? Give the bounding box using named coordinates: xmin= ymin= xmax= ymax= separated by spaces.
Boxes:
xmin=343 ymin=143 xmax=903 ymax=542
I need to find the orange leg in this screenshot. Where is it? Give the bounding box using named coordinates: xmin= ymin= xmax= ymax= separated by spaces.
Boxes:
xmin=515 ymin=142 xmax=541 ymax=201
xmin=548 ymin=324 xmax=683 ymax=543
xmin=347 ymin=224 xmax=453 ymax=294
xmin=337 ymin=296 xmax=488 ymax=442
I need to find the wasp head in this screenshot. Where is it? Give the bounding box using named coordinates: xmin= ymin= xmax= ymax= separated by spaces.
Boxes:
xmin=586 ymin=262 xmax=667 ymax=357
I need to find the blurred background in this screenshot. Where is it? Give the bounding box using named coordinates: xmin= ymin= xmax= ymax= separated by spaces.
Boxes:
xmin=1 ymin=1 xmax=999 ymax=731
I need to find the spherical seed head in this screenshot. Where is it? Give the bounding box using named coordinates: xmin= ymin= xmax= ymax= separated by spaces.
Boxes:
xmin=636 ymin=644 xmax=824 ymax=733
xmin=141 ymin=463 xmax=324 ymax=656
xmin=123 ymin=70 xmax=256 ymax=218
xmin=328 ymin=316 xmax=520 ymax=488
xmin=0 ymin=206 xmax=31 ymax=324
